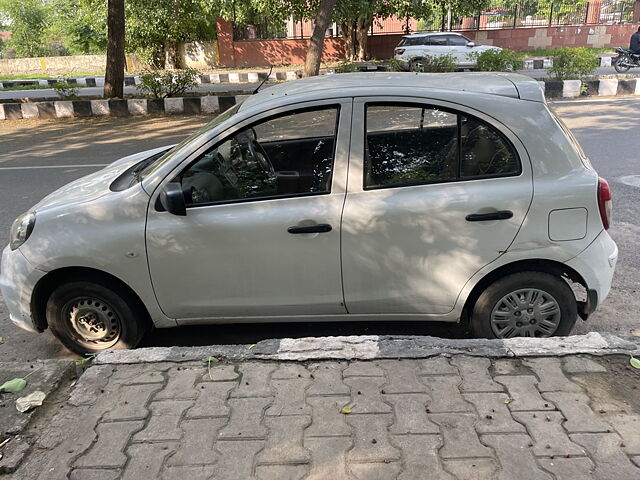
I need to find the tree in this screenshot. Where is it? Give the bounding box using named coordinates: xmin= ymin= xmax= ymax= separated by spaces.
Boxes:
xmin=0 ymin=0 xmax=50 ymax=57
xmin=49 ymin=0 xmax=107 ymax=55
xmin=104 ymin=0 xmax=125 ymax=98
xmin=304 ymin=0 xmax=338 ymax=77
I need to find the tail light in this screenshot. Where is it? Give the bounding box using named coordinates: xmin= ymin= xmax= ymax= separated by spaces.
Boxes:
xmin=597 ymin=177 xmax=612 ymax=230
xmin=395 ymin=48 xmax=405 ymax=55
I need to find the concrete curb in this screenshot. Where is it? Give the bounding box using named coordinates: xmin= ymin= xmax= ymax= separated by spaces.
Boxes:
xmin=522 ymin=54 xmax=614 ymax=70
xmin=95 ymin=332 xmax=638 ymax=364
xmin=0 ymin=94 xmax=247 ymax=121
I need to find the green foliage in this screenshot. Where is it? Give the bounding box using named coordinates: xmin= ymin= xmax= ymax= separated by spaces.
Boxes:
xmin=53 ymin=80 xmax=80 ymax=99
xmin=0 ymin=0 xmax=50 ymax=57
xmin=548 ymin=47 xmax=599 ymax=80
xmin=136 ymin=68 xmax=200 ymax=98
xmin=471 ymin=48 xmax=523 ymax=72
xmin=411 ymin=54 xmax=456 ymax=72
xmin=335 ymin=60 xmax=358 ymax=73
xmin=49 ymin=0 xmax=107 ymax=55
xmin=386 ymin=57 xmax=404 ymax=72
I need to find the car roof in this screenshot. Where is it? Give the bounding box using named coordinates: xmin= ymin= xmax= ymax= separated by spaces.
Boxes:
xmin=402 ymin=32 xmax=464 ymax=38
xmin=240 ymin=72 xmax=545 ymax=111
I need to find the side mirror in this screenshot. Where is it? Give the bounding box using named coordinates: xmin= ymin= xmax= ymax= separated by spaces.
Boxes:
xmin=466 ymin=41 xmax=476 ymax=47
xmin=158 ymin=182 xmax=187 ymax=216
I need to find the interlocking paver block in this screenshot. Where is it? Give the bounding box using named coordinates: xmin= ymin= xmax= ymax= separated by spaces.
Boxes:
xmin=543 ymin=392 xmax=610 ymax=433
xmin=347 ymin=413 xmax=400 ymax=462
xmin=523 ymin=358 xmax=581 ymax=392
xmin=187 ymin=381 xmax=234 ymax=418
xmin=491 ymin=358 xmax=521 ymax=375
xmin=604 ymin=413 xmax=640 ymax=455
xmin=495 ymin=375 xmax=555 ymax=411
xmin=201 ymin=364 xmax=241 ymax=382
xmin=305 ymin=396 xmax=351 ymax=437
xmin=571 ymin=433 xmax=640 ymax=480
xmin=213 ymin=440 xmax=263 ymax=480
xmin=350 ymin=462 xmax=401 ymax=480
xmin=103 ymin=383 xmax=163 ymax=421
xmin=483 ymin=434 xmax=552 ymax=480
xmin=512 ymin=411 xmax=586 ymax=456
xmin=162 ymin=465 xmax=216 ymax=480
xmin=109 ymin=364 xmax=166 ymax=384
xmin=271 ymin=363 xmax=310 ymax=379
xmin=442 ymin=459 xmax=498 ymax=480
xmin=343 ymin=361 xmax=385 ymax=377
xmin=69 ymin=469 xmax=120 ymax=480
xmin=429 ymin=413 xmax=493 ymax=459
xmin=266 ymin=377 xmax=311 ymax=416
xmin=563 ymin=356 xmax=607 ymax=374
xmin=257 ymin=415 xmax=311 ymax=464
xmin=421 ymin=376 xmax=471 ymax=412
xmin=133 ymin=400 xmax=192 ymax=442
xmin=231 ymin=362 xmax=277 ymax=397
xmin=463 ymin=393 xmax=526 ymax=433
xmin=417 ymin=357 xmax=457 ymax=375
xmin=121 ymin=442 xmax=177 ymax=480
xmin=307 ymin=362 xmax=350 ymax=396
xmin=218 ymin=397 xmax=272 ymax=439
xmin=393 ymin=434 xmax=453 ymax=480
xmin=378 ymin=360 xmax=427 ymax=393
xmin=68 ymin=365 xmax=114 ymax=406
xmin=344 ymin=376 xmax=391 ymax=414
xmin=305 ymin=436 xmax=354 ymax=480
xmin=155 ymin=366 xmax=201 ymax=399
xmin=167 ymin=417 xmax=226 ymax=466
xmin=632 ymin=456 xmax=640 ymax=469
xmin=571 ymin=376 xmax=630 ymax=412
xmin=452 ymin=356 xmax=503 ymax=392
xmin=385 ymin=393 xmax=439 ymax=434
xmin=537 ymin=457 xmax=595 ymax=479
xmin=256 ymin=465 xmax=308 ymax=480
xmin=75 ymin=420 xmax=144 ymax=468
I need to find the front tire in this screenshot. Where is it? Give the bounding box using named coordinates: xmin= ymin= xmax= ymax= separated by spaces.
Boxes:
xmin=613 ymin=55 xmax=631 ymax=73
xmin=470 ymin=272 xmax=577 ymax=339
xmin=46 ymin=280 xmax=149 ymax=355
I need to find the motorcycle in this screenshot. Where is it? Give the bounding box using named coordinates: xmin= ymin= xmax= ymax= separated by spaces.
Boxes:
xmin=613 ymin=47 xmax=640 ymax=73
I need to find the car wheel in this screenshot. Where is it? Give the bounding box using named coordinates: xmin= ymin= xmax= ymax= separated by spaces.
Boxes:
xmin=46 ymin=280 xmax=149 ymax=355
xmin=470 ymin=272 xmax=577 ymax=339
xmin=409 ymin=59 xmax=424 ymax=72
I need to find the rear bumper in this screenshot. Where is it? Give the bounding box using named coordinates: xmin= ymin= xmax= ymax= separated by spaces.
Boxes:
xmin=0 ymin=246 xmax=45 ymax=333
xmin=566 ymin=230 xmax=618 ymax=311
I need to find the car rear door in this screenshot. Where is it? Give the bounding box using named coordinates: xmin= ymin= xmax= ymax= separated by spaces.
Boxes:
xmin=341 ymin=98 xmax=533 ymax=315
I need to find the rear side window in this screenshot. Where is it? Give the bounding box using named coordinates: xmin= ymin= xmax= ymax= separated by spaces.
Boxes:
xmin=398 ymin=36 xmax=427 ymax=46
xmin=364 ymin=103 xmax=520 ymax=189
xmin=446 ymin=35 xmax=469 ymax=46
xmin=427 ymin=36 xmax=448 ymax=46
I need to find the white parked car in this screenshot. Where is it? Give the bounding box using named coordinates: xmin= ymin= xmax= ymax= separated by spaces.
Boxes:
xmin=394 ymin=32 xmax=502 ymax=70
xmin=1 ymin=73 xmax=617 ymax=354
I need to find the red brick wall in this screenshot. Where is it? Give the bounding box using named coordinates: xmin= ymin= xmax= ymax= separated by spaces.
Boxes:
xmin=217 ymin=19 xmax=640 ymax=68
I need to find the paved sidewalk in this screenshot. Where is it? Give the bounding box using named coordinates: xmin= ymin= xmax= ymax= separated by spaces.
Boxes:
xmin=7 ymin=350 xmax=640 ymax=479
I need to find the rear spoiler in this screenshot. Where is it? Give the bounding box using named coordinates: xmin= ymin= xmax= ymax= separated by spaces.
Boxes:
xmin=495 ymin=73 xmax=546 ymax=103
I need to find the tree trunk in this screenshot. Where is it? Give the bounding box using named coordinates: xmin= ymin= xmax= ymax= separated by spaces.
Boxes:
xmin=355 ymin=17 xmax=371 ymax=61
xmin=104 ymin=0 xmax=125 ymax=98
xmin=303 ymin=0 xmax=338 ymax=77
xmin=340 ymin=22 xmax=356 ymax=61
xmin=164 ymin=40 xmax=182 ymax=69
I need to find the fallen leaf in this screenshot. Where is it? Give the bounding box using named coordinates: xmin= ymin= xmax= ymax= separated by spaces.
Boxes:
xmin=16 ymin=390 xmax=46 ymax=413
xmin=630 ymin=357 xmax=640 ymax=369
xmin=202 ymin=356 xmax=220 ymax=381
xmin=247 ymin=344 xmax=256 ymax=350
xmin=504 ymin=398 xmax=511 ymax=404
xmin=0 ymin=378 xmax=27 ymax=393
xmin=0 ymin=337 xmax=4 ymax=343
xmin=341 ymin=407 xmax=352 ymax=414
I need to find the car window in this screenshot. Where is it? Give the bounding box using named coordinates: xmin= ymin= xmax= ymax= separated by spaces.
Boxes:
xmin=364 ymin=103 xmax=520 ymax=189
xmin=365 ymin=105 xmax=458 ymax=188
xmin=446 ymin=35 xmax=469 ymax=46
xmin=180 ymin=107 xmax=339 ymax=206
xmin=427 ymin=36 xmax=448 ymax=46
xmin=398 ymin=37 xmax=427 ymax=46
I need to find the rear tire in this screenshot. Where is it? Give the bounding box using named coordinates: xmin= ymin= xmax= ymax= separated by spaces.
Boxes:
xmin=470 ymin=272 xmax=577 ymax=339
xmin=409 ymin=59 xmax=424 ymax=72
xmin=613 ymin=55 xmax=631 ymax=73
xmin=46 ymin=280 xmax=149 ymax=355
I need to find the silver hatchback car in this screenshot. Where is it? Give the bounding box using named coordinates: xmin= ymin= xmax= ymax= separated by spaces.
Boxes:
xmin=1 ymin=73 xmax=617 ymax=354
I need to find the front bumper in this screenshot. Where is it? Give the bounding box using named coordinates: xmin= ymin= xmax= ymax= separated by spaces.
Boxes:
xmin=0 ymin=245 xmax=46 ymax=333
xmin=566 ymin=230 xmax=618 ymax=311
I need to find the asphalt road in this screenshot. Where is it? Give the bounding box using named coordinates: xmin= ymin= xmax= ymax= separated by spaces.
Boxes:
xmin=0 ymin=97 xmax=638 ymax=361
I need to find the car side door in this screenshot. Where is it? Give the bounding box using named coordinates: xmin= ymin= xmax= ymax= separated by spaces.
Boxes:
xmin=341 ymin=98 xmax=533 ymax=316
xmin=145 ymin=99 xmax=352 ymax=321
xmin=446 ymin=34 xmax=473 ymax=66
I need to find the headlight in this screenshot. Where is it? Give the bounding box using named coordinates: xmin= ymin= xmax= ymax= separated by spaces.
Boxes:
xmin=10 ymin=212 xmax=36 ymax=250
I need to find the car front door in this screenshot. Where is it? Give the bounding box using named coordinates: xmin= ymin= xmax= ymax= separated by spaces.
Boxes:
xmin=146 ymin=100 xmax=351 ymax=321
xmin=446 ymin=34 xmax=474 ymax=66
xmin=341 ymin=98 xmax=533 ymax=315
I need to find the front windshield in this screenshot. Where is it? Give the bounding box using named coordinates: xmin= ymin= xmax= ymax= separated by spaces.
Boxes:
xmin=139 ymin=103 xmax=241 ymax=180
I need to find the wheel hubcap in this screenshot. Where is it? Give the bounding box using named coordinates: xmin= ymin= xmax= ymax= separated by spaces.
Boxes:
xmin=490 ymin=288 xmax=561 ymax=338
xmin=67 ymin=297 xmax=120 ymax=344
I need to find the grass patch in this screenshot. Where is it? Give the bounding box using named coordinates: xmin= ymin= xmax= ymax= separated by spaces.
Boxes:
xmin=0 ymin=84 xmax=50 ymax=91
xmin=524 ymin=47 xmax=614 ymax=57
xmin=0 ymin=71 xmax=105 ymax=81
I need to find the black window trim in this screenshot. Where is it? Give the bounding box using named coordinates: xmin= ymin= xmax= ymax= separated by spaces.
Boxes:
xmin=363 ymin=101 xmax=522 ymax=191
xmin=181 ymin=104 xmax=342 ymax=209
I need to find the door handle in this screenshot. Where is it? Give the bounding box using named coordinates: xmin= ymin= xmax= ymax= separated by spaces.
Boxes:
xmin=465 ymin=210 xmax=513 ymax=222
xmin=287 ymin=223 xmax=333 ymax=234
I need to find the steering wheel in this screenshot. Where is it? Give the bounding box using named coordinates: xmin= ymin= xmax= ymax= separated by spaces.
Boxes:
xmin=246 ymin=139 xmax=275 ymax=177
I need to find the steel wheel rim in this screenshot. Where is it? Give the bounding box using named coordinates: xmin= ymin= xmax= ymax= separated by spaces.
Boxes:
xmin=64 ymin=296 xmax=121 ymax=347
xmin=490 ymin=288 xmax=561 ymax=338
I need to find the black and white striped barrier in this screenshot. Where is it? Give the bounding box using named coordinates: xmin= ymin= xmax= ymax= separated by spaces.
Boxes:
xmin=0 ymin=94 xmax=246 ymax=121
xmin=522 ymin=55 xmax=614 ymax=70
